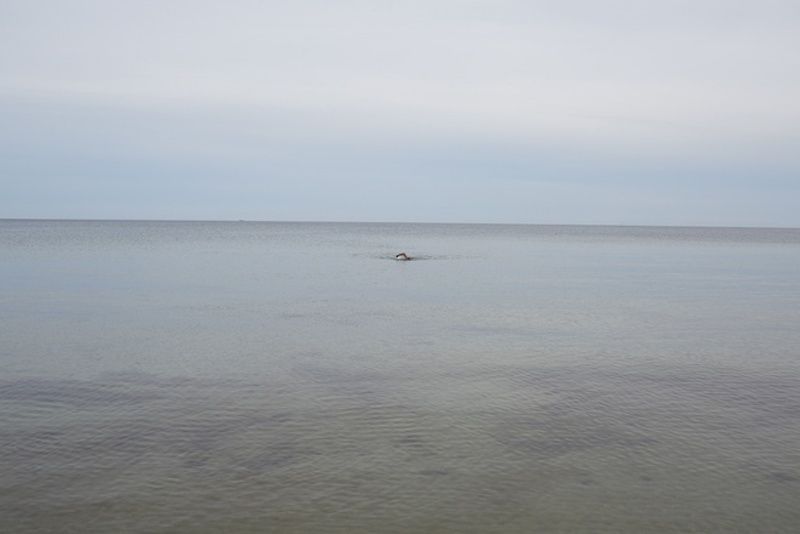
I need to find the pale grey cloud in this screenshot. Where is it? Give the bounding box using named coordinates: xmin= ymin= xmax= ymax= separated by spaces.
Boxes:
xmin=1 ymin=1 xmax=799 ymax=224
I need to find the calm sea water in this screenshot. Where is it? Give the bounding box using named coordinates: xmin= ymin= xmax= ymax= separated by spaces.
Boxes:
xmin=1 ymin=220 xmax=799 ymax=533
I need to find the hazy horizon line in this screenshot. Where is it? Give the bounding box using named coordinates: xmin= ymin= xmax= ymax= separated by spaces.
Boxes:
xmin=2 ymin=218 xmax=798 ymax=231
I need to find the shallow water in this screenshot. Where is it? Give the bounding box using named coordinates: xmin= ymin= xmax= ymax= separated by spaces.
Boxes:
xmin=1 ymin=220 xmax=799 ymax=533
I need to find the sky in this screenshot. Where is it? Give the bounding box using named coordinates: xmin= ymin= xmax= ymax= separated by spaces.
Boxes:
xmin=1 ymin=0 xmax=799 ymax=226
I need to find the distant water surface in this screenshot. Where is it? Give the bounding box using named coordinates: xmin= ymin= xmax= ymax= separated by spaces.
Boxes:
xmin=1 ymin=220 xmax=799 ymax=533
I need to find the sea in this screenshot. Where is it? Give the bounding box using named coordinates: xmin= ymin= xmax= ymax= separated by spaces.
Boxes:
xmin=1 ymin=220 xmax=799 ymax=533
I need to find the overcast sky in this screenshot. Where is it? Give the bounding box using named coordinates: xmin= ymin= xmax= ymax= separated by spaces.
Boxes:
xmin=1 ymin=0 xmax=798 ymax=225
